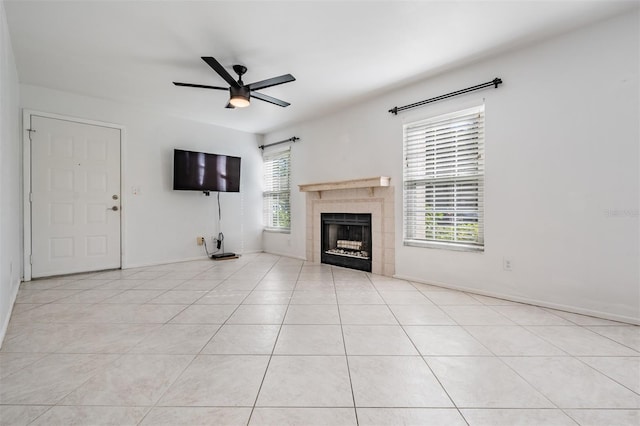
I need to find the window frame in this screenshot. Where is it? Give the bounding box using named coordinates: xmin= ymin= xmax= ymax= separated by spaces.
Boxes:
xmin=263 ymin=147 xmax=291 ymax=233
xmin=402 ymin=105 xmax=485 ymax=252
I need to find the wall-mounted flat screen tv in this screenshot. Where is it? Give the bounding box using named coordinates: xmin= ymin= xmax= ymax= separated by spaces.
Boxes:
xmin=173 ymin=149 xmax=241 ymax=193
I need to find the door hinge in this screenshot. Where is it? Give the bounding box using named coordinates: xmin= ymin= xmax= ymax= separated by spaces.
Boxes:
xmin=29 ymin=255 xmax=33 ymax=265
xmin=29 ymin=193 xmax=33 ymax=202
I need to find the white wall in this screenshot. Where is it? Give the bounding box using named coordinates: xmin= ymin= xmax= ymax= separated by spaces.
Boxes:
xmin=264 ymin=11 xmax=640 ymax=323
xmin=0 ymin=0 xmax=22 ymax=344
xmin=20 ymin=85 xmax=263 ymax=269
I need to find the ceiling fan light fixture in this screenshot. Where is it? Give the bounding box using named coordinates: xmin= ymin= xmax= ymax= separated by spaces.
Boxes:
xmin=229 ymin=95 xmax=250 ymax=108
xmin=229 ymin=86 xmax=250 ymax=108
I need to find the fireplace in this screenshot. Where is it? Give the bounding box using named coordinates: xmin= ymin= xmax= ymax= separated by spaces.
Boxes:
xmin=300 ymin=177 xmax=395 ymax=277
xmin=321 ymin=213 xmax=372 ymax=272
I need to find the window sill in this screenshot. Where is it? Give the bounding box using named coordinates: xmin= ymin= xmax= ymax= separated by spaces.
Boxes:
xmin=403 ymin=240 xmax=484 ymax=253
xmin=264 ymin=228 xmax=291 ymax=234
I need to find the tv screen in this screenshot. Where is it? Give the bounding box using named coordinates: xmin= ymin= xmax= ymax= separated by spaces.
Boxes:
xmin=173 ymin=149 xmax=241 ymax=193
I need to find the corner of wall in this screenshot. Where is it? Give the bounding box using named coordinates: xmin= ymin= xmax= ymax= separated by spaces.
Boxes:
xmin=0 ymin=0 xmax=24 ymax=346
xmin=0 ymin=278 xmax=20 ymax=349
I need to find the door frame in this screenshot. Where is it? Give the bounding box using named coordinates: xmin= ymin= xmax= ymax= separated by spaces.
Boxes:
xmin=22 ymin=110 xmax=127 ymax=281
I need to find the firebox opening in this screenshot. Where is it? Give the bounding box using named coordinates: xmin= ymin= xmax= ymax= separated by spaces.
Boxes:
xmin=321 ymin=213 xmax=372 ymax=272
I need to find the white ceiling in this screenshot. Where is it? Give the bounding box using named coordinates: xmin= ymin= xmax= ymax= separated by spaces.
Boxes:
xmin=4 ymin=0 xmax=636 ymax=134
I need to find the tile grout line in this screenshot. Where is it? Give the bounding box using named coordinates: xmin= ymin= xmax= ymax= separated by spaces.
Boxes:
xmin=17 ymin=267 xmax=178 ymax=424
xmin=410 ymin=282 xmax=573 ymax=421
xmin=104 ymin=265 xmax=222 ymax=425
xmin=334 ymin=266 xmax=360 ymax=426
xmin=245 ymin=258 xmax=304 ymax=426
xmin=460 ymin=310 xmax=572 ymax=418
xmin=571 ymin=355 xmax=640 ymax=397
xmin=134 ymin=259 xmax=258 ymax=426
xmin=375 ymin=277 xmax=469 ymax=425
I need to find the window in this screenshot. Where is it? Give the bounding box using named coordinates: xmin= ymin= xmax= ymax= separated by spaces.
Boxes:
xmin=263 ymin=148 xmax=291 ymax=232
xmin=403 ymin=105 xmax=484 ymax=251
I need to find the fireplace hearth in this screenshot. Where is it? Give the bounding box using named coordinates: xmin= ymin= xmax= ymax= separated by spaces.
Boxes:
xmin=321 ymin=213 xmax=372 ymax=272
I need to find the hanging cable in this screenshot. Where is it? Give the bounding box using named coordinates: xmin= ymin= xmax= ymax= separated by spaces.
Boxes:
xmin=202 ymin=192 xmax=225 ymax=257
xmin=215 ymin=192 xmax=224 ymax=253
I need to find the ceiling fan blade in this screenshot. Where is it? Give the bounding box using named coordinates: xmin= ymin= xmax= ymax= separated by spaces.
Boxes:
xmin=247 ymin=74 xmax=295 ymax=91
xmin=225 ymin=102 xmax=236 ymax=109
xmin=201 ymin=56 xmax=239 ymax=88
xmin=251 ymin=91 xmax=290 ymax=107
xmin=173 ymin=82 xmax=227 ymax=90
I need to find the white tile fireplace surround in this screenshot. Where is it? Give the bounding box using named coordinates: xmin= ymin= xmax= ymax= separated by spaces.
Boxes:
xmin=299 ymin=177 xmax=395 ymax=276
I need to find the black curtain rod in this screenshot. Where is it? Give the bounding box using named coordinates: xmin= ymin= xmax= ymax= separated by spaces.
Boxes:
xmin=259 ymin=136 xmax=299 ymax=150
xmin=389 ymin=77 xmax=503 ymax=115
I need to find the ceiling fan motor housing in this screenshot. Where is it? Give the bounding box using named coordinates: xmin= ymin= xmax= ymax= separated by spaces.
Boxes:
xmin=230 ymin=85 xmax=250 ymax=99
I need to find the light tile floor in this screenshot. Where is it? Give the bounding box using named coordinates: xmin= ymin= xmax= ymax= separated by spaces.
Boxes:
xmin=0 ymin=253 xmax=638 ymax=425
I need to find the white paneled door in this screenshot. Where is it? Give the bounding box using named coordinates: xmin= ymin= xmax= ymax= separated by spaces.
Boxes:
xmin=30 ymin=115 xmax=121 ymax=278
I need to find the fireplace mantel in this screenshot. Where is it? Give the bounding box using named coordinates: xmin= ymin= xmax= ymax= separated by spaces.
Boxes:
xmin=299 ymin=176 xmax=390 ymax=193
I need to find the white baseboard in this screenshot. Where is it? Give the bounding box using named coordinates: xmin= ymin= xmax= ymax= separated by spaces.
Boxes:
xmin=0 ymin=277 xmax=21 ymax=349
xmin=394 ymin=273 xmax=640 ymax=326
xmin=123 ymin=255 xmax=213 ymax=270
xmin=125 ymin=252 xmax=303 ymax=271
xmin=123 ymin=250 xmax=267 ymax=270
xmin=262 ymin=250 xmax=306 ymax=261
xmin=240 ymin=250 xmax=264 ymax=255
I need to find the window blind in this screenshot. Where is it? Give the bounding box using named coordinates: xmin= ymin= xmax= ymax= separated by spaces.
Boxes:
xmin=263 ymin=148 xmax=291 ymax=231
xmin=403 ymin=105 xmax=484 ymax=250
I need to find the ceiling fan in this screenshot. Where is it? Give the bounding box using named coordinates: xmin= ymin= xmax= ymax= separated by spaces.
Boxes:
xmin=173 ymin=56 xmax=295 ymax=109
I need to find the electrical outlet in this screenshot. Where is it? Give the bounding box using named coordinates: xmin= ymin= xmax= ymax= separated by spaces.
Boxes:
xmin=197 ymin=236 xmax=204 ymax=246
xmin=503 ymin=257 xmax=513 ymax=271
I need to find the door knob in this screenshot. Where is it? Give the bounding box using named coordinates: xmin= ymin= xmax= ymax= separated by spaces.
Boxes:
xmin=108 ymin=206 xmax=119 ymax=211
